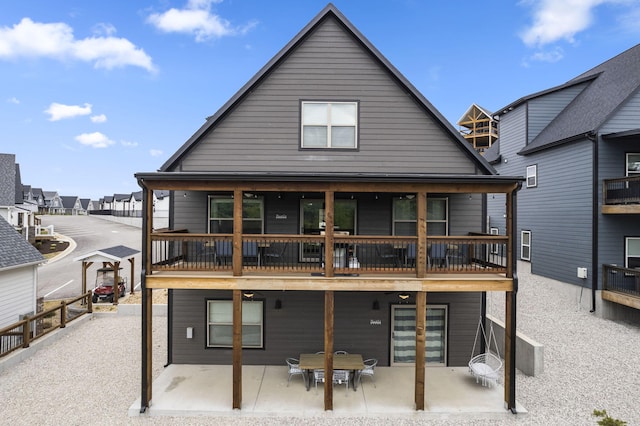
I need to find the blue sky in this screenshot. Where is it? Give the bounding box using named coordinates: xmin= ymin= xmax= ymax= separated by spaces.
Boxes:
xmin=1 ymin=0 xmax=639 ymax=201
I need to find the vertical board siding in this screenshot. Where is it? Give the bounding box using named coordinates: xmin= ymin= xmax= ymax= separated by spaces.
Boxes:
xmin=179 ymin=17 xmax=477 ymax=175
xmin=171 ymin=289 xmax=480 ymax=367
xmin=0 ymin=266 xmax=36 ymax=328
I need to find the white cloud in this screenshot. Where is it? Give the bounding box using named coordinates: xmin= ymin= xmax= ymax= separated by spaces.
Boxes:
xmin=45 ymin=102 xmax=92 ymax=121
xmin=7 ymin=97 xmax=19 ymax=104
xmin=147 ymin=0 xmax=257 ymax=42
xmin=520 ymin=0 xmax=609 ymax=47
xmin=150 ymin=149 xmax=163 ymax=157
xmin=75 ymin=132 xmax=115 ymax=148
xmin=90 ymin=114 xmax=107 ymax=123
xmin=0 ymin=18 xmax=155 ymax=72
xmin=522 ymin=46 xmax=565 ymax=67
xmin=121 ymin=140 xmax=138 ymax=147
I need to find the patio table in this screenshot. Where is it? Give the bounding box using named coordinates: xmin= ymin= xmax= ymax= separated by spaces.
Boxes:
xmin=299 ymin=353 xmax=364 ymax=391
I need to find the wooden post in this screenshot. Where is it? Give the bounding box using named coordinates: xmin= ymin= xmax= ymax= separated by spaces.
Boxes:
xmin=232 ymin=289 xmax=243 ymax=409
xmin=60 ymin=300 xmax=67 ymax=328
xmin=324 ymin=191 xmax=335 ymax=278
xmin=140 ymin=185 xmax=154 ymax=412
xmin=417 ymin=192 xmax=427 ymax=278
xmin=504 ymin=290 xmax=516 ymax=411
xmin=82 ymin=261 xmax=92 ymax=305
xmin=414 ymin=291 xmax=426 ymax=410
xmin=22 ymin=316 xmax=31 ymax=348
xmin=129 ymin=257 xmax=135 ymax=295
xmin=233 ymin=189 xmax=243 ymax=276
xmin=113 ymin=261 xmax=121 ymax=305
xmin=324 ymin=290 xmax=334 ymax=410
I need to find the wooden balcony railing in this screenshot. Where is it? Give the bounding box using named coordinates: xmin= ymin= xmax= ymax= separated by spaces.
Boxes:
xmin=149 ymin=233 xmax=508 ymax=276
xmin=603 ymin=176 xmax=640 ymax=205
xmin=603 ymin=264 xmax=640 ymax=298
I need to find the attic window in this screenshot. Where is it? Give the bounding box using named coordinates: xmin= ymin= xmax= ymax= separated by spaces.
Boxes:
xmin=301 ymin=101 xmax=358 ymax=149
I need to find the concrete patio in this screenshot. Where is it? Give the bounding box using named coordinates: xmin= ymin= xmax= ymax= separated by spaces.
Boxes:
xmin=129 ymin=364 xmax=526 ymax=420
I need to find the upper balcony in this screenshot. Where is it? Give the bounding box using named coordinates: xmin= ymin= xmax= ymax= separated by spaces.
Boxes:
xmin=602 ymin=176 xmax=640 ymax=214
xmin=602 ymin=264 xmax=640 ymax=310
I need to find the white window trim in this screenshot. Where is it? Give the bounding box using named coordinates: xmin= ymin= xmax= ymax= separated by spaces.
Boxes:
xmin=625 ymin=237 xmax=640 ymax=269
xmin=490 ymin=227 xmax=499 ymax=255
xmin=521 ymin=230 xmax=531 ymax=261
xmin=206 ymin=300 xmax=264 ymax=348
xmin=626 ymin=153 xmax=640 ymax=177
xmin=526 ymin=165 xmax=537 ymax=188
xmin=301 ymin=101 xmax=358 ymax=149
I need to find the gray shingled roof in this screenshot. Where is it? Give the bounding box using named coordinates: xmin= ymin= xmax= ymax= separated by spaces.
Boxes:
xmin=0 ymin=218 xmax=45 ymax=270
xmin=73 ymin=245 xmax=140 ymax=263
xmin=520 ymin=43 xmax=640 ymax=154
xmin=0 ymin=153 xmax=15 ymax=206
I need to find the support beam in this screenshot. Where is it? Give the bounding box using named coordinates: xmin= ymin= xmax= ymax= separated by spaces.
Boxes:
xmin=233 ymin=189 xmax=243 ymax=276
xmin=417 ymin=193 xmax=427 ymax=278
xmin=504 ymin=290 xmax=517 ymax=412
xmin=324 ymin=191 xmax=335 ymax=278
xmin=113 ymin=261 xmax=121 ymax=305
xmin=129 ymin=258 xmax=135 ymax=295
xmin=414 ymin=291 xmax=426 ymax=410
xmin=324 ymin=290 xmax=334 ymax=410
xmin=232 ymin=289 xmax=242 ymax=409
xmin=140 ymin=185 xmax=153 ymax=413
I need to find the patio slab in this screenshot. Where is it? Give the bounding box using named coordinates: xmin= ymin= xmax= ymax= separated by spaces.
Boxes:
xmin=129 ymin=364 xmax=526 ymax=420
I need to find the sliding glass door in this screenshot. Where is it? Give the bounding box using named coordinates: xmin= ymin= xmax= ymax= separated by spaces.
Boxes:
xmin=390 ymin=305 xmax=447 ymax=366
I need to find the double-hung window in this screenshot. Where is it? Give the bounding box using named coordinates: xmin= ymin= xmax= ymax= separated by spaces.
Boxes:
xmin=301 ymin=101 xmax=358 ymax=148
xmin=521 ymin=230 xmax=531 ymax=261
xmin=207 ymin=300 xmax=264 ymax=348
xmin=626 ymin=237 xmax=640 ymax=269
xmin=391 ymin=197 xmax=448 ymax=236
xmin=627 ymin=153 xmax=640 ymax=177
xmin=526 ymin=165 xmax=537 ymax=188
xmin=208 ymin=195 xmax=264 ymax=234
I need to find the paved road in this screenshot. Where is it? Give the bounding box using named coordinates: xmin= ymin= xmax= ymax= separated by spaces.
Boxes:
xmin=37 ymin=215 xmax=142 ymax=300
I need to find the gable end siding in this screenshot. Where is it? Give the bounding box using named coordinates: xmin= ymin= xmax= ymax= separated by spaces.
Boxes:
xmin=528 ymin=82 xmax=588 ymax=143
xmin=177 ymin=17 xmax=477 ymax=175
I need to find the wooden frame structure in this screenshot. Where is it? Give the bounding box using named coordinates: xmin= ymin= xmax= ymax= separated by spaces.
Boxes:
xmin=136 ymin=173 xmax=522 ymax=413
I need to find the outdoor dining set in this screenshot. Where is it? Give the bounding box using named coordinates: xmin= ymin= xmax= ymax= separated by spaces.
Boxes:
xmin=286 ymin=352 xmax=377 ymax=393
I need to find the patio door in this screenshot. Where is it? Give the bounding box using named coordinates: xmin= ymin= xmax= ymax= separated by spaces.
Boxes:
xmin=390 ymin=305 xmax=447 ymax=366
xmin=299 ymin=199 xmax=356 ymax=262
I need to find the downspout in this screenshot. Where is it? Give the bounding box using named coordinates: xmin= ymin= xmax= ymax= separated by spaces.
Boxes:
xmin=588 ymin=132 xmax=598 ymax=313
xmin=139 ymin=181 xmax=149 ymax=413
xmin=509 ymin=183 xmax=521 ymax=414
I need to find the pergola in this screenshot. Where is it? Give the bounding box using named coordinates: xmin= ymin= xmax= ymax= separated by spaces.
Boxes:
xmin=73 ymin=245 xmax=140 ymax=304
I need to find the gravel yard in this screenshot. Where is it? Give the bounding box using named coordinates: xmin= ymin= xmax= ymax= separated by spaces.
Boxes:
xmin=1 ymin=263 xmax=638 ymax=426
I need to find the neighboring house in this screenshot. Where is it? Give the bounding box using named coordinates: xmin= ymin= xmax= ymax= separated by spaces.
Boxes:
xmin=135 ymin=5 xmax=523 ymax=413
xmin=43 ymin=191 xmax=64 ymax=214
xmin=79 ymin=198 xmax=94 ymax=214
xmin=128 ymin=191 xmax=143 ymax=217
xmin=112 ymin=193 xmax=130 ymax=216
xmin=486 ymin=43 xmax=640 ymax=323
xmin=100 ymin=195 xmax=114 ymax=210
xmin=31 ymin=188 xmax=45 ymax=213
xmin=0 ymin=154 xmax=38 ymax=237
xmin=153 ymin=190 xmax=170 ymax=230
xmin=0 ymin=216 xmax=45 ymax=330
xmin=60 ymin=196 xmax=82 ymax=215
xmin=457 ymin=104 xmax=498 ymax=154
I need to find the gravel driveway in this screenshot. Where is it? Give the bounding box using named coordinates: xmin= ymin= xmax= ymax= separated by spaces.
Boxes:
xmin=1 ymin=263 xmax=638 ymax=426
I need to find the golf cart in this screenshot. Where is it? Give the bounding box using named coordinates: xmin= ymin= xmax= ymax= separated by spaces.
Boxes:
xmin=92 ymin=267 xmax=127 ymax=303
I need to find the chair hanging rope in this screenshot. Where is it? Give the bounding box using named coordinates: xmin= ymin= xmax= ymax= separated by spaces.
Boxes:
xmin=468 ymin=293 xmax=503 ymax=387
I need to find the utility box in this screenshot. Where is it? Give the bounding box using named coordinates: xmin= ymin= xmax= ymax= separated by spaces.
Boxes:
xmin=577 ymin=267 xmax=588 ymax=279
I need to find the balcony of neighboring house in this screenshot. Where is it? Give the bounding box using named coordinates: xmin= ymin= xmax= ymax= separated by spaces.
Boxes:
xmin=602 ymin=176 xmax=640 ymax=214
xmin=602 ymin=264 xmax=640 ymax=310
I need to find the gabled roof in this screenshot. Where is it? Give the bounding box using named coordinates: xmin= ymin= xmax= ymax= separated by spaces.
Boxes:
xmin=43 ymin=191 xmax=59 ymax=200
xmin=132 ymin=191 xmax=143 ymax=201
xmin=14 ymin=164 xmax=23 ymax=204
xmin=103 ymin=195 xmax=114 ymax=203
xmin=159 ymin=3 xmax=494 ymax=175
xmin=457 ymin=104 xmax=493 ymax=125
xmin=79 ymin=198 xmax=91 ymax=210
xmin=73 ymin=245 xmax=140 ymax=263
xmin=499 ymin=43 xmax=640 ymax=155
xmin=154 ymin=190 xmax=170 ymax=199
xmin=60 ymin=196 xmax=79 ymax=209
xmin=0 ymin=217 xmax=44 ymax=270
xmin=113 ymin=193 xmax=130 ymax=202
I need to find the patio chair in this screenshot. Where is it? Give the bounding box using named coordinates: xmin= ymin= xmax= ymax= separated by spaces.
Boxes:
xmin=332 ymin=369 xmax=350 ymax=393
xmin=242 ymin=241 xmax=259 ymax=265
xmin=313 ymin=369 xmax=325 ymax=392
xmin=428 ymin=243 xmax=449 ymax=268
xmin=263 ymin=242 xmax=288 ymax=265
xmin=194 ymin=241 xmax=216 ymax=264
xmin=376 ymin=244 xmax=400 ymax=267
xmin=405 ymin=243 xmax=416 ymax=267
xmin=214 ymin=240 xmax=232 ymax=265
xmin=285 ymin=357 xmax=304 ymax=387
xmin=357 ymin=358 xmax=377 ymax=388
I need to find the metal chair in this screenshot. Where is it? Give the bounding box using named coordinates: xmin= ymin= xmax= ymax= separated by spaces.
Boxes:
xmin=428 ymin=243 xmax=449 ymax=268
xmin=313 ymin=369 xmax=325 ymax=392
xmin=214 ymin=240 xmax=232 ymax=265
xmin=285 ymin=357 xmax=304 ymax=386
xmin=332 ymin=369 xmax=350 ymax=393
xmin=334 ymin=350 xmax=348 ymax=355
xmin=242 ymin=241 xmax=259 ymax=265
xmin=357 ymin=358 xmax=378 ymax=388
xmin=376 ymin=244 xmax=400 ymax=267
xmin=263 ymin=242 xmax=288 ymax=265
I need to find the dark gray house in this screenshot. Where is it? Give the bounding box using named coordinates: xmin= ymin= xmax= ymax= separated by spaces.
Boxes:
xmin=486 ymin=43 xmax=640 ymax=323
xmin=136 ymin=4 xmax=523 ymax=412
